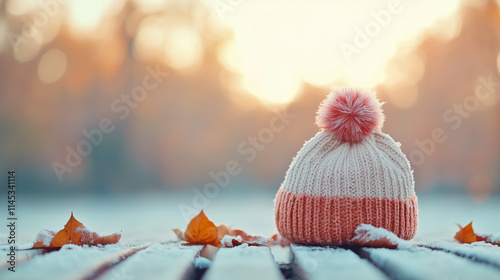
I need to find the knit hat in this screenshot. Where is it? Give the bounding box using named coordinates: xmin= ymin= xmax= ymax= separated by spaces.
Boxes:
xmin=274 ymin=87 xmax=418 ymax=245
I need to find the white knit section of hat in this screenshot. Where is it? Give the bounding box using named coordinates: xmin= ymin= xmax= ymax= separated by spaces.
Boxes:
xmin=282 ymin=131 xmax=415 ymax=199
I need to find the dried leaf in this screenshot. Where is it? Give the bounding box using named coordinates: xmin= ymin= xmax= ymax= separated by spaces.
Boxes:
xmin=268 ymin=233 xmax=291 ymax=247
xmin=50 ymin=212 xmax=85 ymax=246
xmin=232 ymin=229 xmax=263 ymax=243
xmin=484 ymin=236 xmax=500 ymax=246
xmin=33 ymin=229 xmax=56 ymax=248
xmin=455 ymin=222 xmax=499 ymax=246
xmin=184 ymin=210 xmax=220 ymax=246
xmin=32 ymin=212 xmax=121 ymax=249
xmin=217 ymin=224 xmax=233 ymax=240
xmin=475 ymin=234 xmax=489 ymax=242
xmin=220 ymin=235 xmax=266 ymax=248
xmin=173 ymin=228 xmax=186 ymax=241
xmin=454 ymin=222 xmax=478 ymax=244
xmin=349 ymin=233 xmax=398 ymax=249
xmin=221 ymin=228 xmax=268 ymax=246
xmin=220 ymin=235 xmax=244 ymax=248
xmin=78 ymin=228 xmax=121 ymax=246
xmin=174 ymin=211 xmax=270 ymax=247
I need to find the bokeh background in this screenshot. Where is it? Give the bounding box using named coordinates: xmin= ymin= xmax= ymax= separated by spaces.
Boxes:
xmin=0 ymin=0 xmax=500 ymax=242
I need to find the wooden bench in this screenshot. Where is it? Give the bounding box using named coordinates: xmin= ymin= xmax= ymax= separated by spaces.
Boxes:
xmin=2 ymin=241 xmax=500 ymax=279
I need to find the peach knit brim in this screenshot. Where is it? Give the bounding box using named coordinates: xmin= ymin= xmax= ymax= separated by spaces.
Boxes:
xmin=274 ymin=188 xmax=418 ymax=245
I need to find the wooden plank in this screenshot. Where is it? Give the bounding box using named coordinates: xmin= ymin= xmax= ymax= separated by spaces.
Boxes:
xmin=360 ymin=246 xmax=500 ymax=280
xmin=291 ymin=245 xmax=387 ymax=280
xmin=203 ymin=246 xmax=284 ymax=280
xmin=0 ymin=244 xmax=129 ymax=280
xmin=79 ymin=244 xmax=150 ymax=280
xmin=98 ymin=244 xmax=202 ymax=280
xmin=0 ymin=246 xmax=40 ymax=271
xmin=424 ymin=241 xmax=500 ymax=269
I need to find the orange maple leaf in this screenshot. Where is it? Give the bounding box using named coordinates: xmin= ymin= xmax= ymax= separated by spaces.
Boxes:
xmin=455 ymin=222 xmax=478 ymax=244
xmin=32 ymin=230 xmax=56 ymax=248
xmin=184 ymin=210 xmax=220 ymax=246
xmin=173 ymin=211 xmax=272 ymax=247
xmin=217 ymin=224 xmax=266 ymax=246
xmin=220 ymin=236 xmax=268 ymax=247
xmin=455 ymin=222 xmax=499 ymax=246
xmin=173 ymin=228 xmax=185 ymax=241
xmin=32 ymin=212 xmax=121 ymax=249
xmin=268 ymin=233 xmax=291 ymax=247
xmin=217 ymin=224 xmax=233 ymax=240
xmin=349 ymin=233 xmax=398 ymax=249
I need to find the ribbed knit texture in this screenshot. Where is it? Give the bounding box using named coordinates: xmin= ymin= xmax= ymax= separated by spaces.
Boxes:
xmin=274 ymin=130 xmax=418 ymax=244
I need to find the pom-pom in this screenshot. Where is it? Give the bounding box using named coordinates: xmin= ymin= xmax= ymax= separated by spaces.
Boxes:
xmin=315 ymin=87 xmax=384 ymax=142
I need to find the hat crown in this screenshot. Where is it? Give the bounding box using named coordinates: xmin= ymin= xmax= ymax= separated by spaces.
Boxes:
xmin=282 ymin=130 xmax=415 ymax=199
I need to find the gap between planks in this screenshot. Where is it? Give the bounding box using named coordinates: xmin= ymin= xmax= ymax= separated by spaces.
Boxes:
xmin=421 ymin=244 xmax=500 ymax=271
xmin=357 ymin=246 xmax=500 ymax=280
xmin=79 ymin=243 xmax=151 ymax=280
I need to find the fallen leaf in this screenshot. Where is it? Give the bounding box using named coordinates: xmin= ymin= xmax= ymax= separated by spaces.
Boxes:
xmin=454 ymin=222 xmax=478 ymax=244
xmin=33 ymin=229 xmax=56 ymax=248
xmin=475 ymin=234 xmax=489 ymax=242
xmin=220 ymin=235 xmax=244 ymax=248
xmin=455 ymin=222 xmax=500 ymax=246
xmin=184 ymin=210 xmax=220 ymax=246
xmin=349 ymin=233 xmax=397 ymax=249
xmin=173 ymin=228 xmax=186 ymax=241
xmin=268 ymin=233 xmax=291 ymax=247
xmin=49 ymin=212 xmax=85 ymax=246
xmin=78 ymin=227 xmax=121 ymax=246
xmin=219 ymin=234 xmax=268 ymax=248
xmin=174 ymin=211 xmax=270 ymax=247
xmin=232 ymin=229 xmax=264 ymax=243
xmin=217 ymin=224 xmax=233 ymax=240
xmin=32 ymin=212 xmax=121 ymax=249
xmin=218 ymin=225 xmax=267 ymax=246
xmin=483 ymin=236 xmax=500 ymax=246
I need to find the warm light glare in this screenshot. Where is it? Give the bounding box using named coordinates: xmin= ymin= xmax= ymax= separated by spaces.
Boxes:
xmin=163 ymin=25 xmax=203 ymax=71
xmin=134 ymin=16 xmax=203 ymax=71
xmin=225 ymin=0 xmax=462 ymax=106
xmin=38 ymin=48 xmax=67 ymax=84
xmin=429 ymin=14 xmax=462 ymax=41
xmin=247 ymin=59 xmax=301 ymax=105
xmin=133 ymin=0 xmax=166 ymax=13
xmin=299 ymin=69 xmax=341 ymax=87
xmin=217 ymin=40 xmax=242 ymax=73
xmin=67 ymin=0 xmax=123 ymax=33
xmin=40 ymin=18 xmax=63 ymax=45
xmin=387 ymin=86 xmax=418 ymax=108
xmin=14 ymin=32 xmax=43 ymax=62
xmin=134 ymin=17 xmax=166 ymax=62
xmin=6 ymin=0 xmax=38 ymax=15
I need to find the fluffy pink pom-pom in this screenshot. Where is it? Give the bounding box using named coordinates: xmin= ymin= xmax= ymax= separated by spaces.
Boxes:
xmin=315 ymin=87 xmax=384 ymax=142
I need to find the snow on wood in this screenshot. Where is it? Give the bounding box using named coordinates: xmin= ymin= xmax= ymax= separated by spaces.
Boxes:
xmin=360 ymin=246 xmax=500 ymax=280
xmin=98 ymin=244 xmax=202 ymax=280
xmin=203 ymin=245 xmax=284 ymax=280
xmin=425 ymin=241 xmax=500 ymax=269
xmin=291 ymin=245 xmax=387 ymax=280
xmin=0 ymin=244 xmax=126 ymax=280
xmin=0 ymin=245 xmax=39 ymax=270
xmin=351 ymin=224 xmax=412 ymax=249
xmin=80 ymin=244 xmax=150 ymax=280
